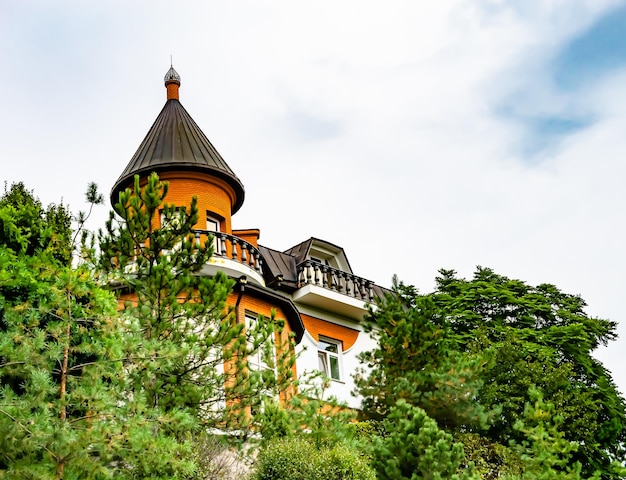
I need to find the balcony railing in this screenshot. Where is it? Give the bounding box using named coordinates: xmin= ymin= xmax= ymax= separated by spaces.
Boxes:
xmin=297 ymin=260 xmax=375 ymax=303
xmin=192 ymin=230 xmax=263 ymax=274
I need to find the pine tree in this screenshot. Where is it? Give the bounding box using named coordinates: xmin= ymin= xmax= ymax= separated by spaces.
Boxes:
xmin=370 ymin=400 xmax=479 ymax=480
xmin=355 ymin=277 xmax=489 ymax=431
xmin=96 ymin=173 xmax=294 ymax=459
xmin=510 ymin=387 xmax=596 ymax=480
xmin=0 ymin=184 xmax=136 ymax=478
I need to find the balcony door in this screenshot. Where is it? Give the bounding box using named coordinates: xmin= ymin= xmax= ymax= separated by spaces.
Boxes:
xmin=206 ymin=213 xmax=221 ymax=255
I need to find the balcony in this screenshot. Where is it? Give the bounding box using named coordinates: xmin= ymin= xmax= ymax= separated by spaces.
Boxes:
xmin=293 ymin=260 xmax=375 ymax=320
xmin=192 ymin=230 xmax=265 ymax=286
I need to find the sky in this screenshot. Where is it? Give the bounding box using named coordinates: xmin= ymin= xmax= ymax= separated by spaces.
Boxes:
xmin=1 ymin=1 xmax=625 ymax=394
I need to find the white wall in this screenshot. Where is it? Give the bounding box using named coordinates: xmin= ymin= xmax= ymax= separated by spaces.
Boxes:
xmin=295 ymin=327 xmax=378 ymax=410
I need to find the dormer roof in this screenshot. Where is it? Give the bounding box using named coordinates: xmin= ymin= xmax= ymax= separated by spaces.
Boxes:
xmin=285 ymin=237 xmax=354 ymax=273
xmin=110 ymin=67 xmax=245 ymax=213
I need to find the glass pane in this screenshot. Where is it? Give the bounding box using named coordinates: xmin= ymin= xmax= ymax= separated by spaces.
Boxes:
xmin=319 ymin=339 xmax=338 ymax=354
xmin=318 ymin=351 xmax=329 ymax=375
xmin=206 ymin=217 xmax=219 ymax=231
xmin=330 ymin=356 xmax=340 ymax=380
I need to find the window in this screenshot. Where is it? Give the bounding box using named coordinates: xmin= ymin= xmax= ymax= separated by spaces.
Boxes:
xmin=245 ymin=313 xmax=277 ymax=416
xmin=159 ymin=207 xmax=186 ymax=258
xmin=206 ymin=214 xmax=220 ymax=232
xmin=318 ymin=337 xmax=342 ymax=381
xmin=206 ymin=212 xmax=222 ymax=255
xmin=245 ymin=314 xmax=275 ymax=373
xmin=160 ymin=207 xmax=186 ymax=230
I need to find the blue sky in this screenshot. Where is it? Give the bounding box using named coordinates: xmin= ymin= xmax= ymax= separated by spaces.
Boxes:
xmin=554 ymin=3 xmax=626 ymax=90
xmin=1 ymin=0 xmax=626 ymax=396
xmin=494 ymin=2 xmax=626 ymax=158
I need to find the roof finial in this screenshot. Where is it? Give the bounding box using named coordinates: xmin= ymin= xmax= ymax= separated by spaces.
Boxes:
xmin=164 ymin=61 xmax=181 ymax=101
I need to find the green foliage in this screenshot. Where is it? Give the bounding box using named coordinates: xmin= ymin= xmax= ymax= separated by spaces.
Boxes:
xmin=0 ymin=182 xmax=199 ymax=478
xmin=432 ymin=267 xmax=626 ymax=477
xmin=289 ymin=385 xmax=358 ymax=449
xmin=0 ymin=181 xmax=72 ymax=263
xmin=0 ymin=177 xmax=295 ymax=478
xmin=359 ymin=267 xmax=625 ymax=477
xmin=347 ymin=419 xmax=387 ymax=442
xmin=255 ymin=377 xmax=358 ymax=450
xmin=249 ymin=437 xmax=375 ymax=480
xmin=370 ymin=399 xmax=479 ymax=480
xmin=0 ymin=185 xmax=130 ymax=478
xmin=457 ymin=433 xmax=523 ymax=479
xmin=0 ymin=264 xmax=120 ymax=478
xmin=356 ymin=277 xmax=490 ymax=431
xmin=256 ymin=398 xmax=293 ymax=442
xmin=508 ymin=387 xmax=593 ymax=479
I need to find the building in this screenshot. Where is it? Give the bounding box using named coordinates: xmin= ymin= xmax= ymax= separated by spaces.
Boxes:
xmin=110 ymin=67 xmax=386 ymax=409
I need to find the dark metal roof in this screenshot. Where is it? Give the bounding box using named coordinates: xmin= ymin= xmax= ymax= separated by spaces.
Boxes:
xmin=243 ymin=283 xmax=305 ymax=343
xmin=258 ymin=245 xmax=299 ymax=290
xmin=284 ymin=239 xmax=310 ymax=265
xmin=284 ymin=237 xmax=354 ymax=274
xmin=110 ymin=74 xmax=245 ymax=213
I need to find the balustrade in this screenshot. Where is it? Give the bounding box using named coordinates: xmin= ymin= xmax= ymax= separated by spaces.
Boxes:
xmin=297 ymin=260 xmax=374 ymax=303
xmin=191 ymin=230 xmax=263 ymax=273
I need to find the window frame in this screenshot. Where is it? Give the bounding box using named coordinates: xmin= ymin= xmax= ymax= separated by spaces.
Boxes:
xmin=245 ymin=312 xmax=278 ymax=416
xmin=206 ymin=212 xmax=223 ymax=255
xmin=244 ymin=313 xmax=276 ymax=374
xmin=317 ymin=336 xmax=342 ymax=381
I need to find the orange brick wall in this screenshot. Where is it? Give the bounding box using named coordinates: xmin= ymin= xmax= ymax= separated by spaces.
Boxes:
xmin=232 ymin=229 xmax=260 ymax=248
xmin=155 ymin=171 xmax=237 ymax=234
xmin=227 ymin=291 xmax=298 ymax=401
xmin=227 ymin=291 xmax=294 ymax=344
xmin=301 ymin=314 xmax=359 ymax=350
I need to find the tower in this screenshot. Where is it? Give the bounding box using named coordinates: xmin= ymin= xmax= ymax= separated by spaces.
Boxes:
xmin=111 ymin=66 xmax=244 ymax=236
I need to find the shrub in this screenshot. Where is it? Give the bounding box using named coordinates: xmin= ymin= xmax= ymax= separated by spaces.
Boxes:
xmin=187 ymin=433 xmax=250 ymax=480
xmin=249 ymin=437 xmax=375 ymax=480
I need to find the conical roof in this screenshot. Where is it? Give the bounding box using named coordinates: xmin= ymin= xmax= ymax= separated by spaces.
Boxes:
xmin=111 ymin=67 xmax=245 ymax=213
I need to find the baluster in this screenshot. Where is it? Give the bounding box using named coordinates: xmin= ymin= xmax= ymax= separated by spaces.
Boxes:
xmin=305 ymin=260 xmax=312 ymax=284
xmin=328 ymin=267 xmax=337 ymax=290
xmin=314 ymin=263 xmax=321 ymax=285
xmin=297 ymin=266 xmax=304 ymax=287
xmin=218 ymin=233 xmax=225 ymax=256
xmin=354 ymin=278 xmax=360 ymax=299
xmin=255 ymin=252 xmax=263 ymax=272
xmin=321 ymin=265 xmax=329 ymax=288
xmin=231 ymin=237 xmax=239 ymax=260
xmin=366 ymin=281 xmax=374 ymax=302
xmin=354 ymin=278 xmax=361 ymax=299
xmin=344 ymin=273 xmax=352 ymax=297
xmin=241 ymin=243 xmax=248 ymax=265
xmin=251 ymin=250 xmax=257 ymax=270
